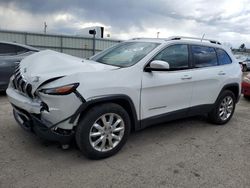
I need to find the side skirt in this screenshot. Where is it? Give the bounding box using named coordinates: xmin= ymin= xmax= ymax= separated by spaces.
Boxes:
xmin=140 ymin=104 xmax=214 ymax=130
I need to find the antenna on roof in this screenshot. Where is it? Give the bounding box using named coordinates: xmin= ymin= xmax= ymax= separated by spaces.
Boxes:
xmin=201 ymin=34 xmax=205 ymax=42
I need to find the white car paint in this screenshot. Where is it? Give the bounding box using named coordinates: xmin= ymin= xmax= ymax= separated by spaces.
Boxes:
xmin=7 ymin=38 xmax=242 ymax=131
xmin=141 ymin=69 xmax=193 ymax=118
xmin=18 ymin=50 xmax=119 ymax=92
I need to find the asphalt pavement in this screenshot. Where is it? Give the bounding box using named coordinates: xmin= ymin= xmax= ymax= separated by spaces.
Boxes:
xmin=0 ymin=93 xmax=249 ymax=188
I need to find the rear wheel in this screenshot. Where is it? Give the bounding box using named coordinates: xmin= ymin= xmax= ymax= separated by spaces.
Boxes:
xmin=208 ymin=90 xmax=236 ymax=125
xmin=76 ymin=103 xmax=131 ymax=159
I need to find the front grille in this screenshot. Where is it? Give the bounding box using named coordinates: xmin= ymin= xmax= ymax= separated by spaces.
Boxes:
xmin=12 ymin=65 xmax=33 ymax=98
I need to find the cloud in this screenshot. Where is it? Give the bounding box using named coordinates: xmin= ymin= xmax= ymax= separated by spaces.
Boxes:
xmin=0 ymin=0 xmax=250 ymax=47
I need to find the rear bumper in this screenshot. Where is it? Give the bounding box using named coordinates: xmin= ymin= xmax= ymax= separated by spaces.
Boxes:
xmin=13 ymin=107 xmax=74 ymax=144
xmin=242 ymin=82 xmax=250 ymax=96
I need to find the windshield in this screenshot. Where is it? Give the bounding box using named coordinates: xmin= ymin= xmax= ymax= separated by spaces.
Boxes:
xmin=91 ymin=42 xmax=160 ymax=67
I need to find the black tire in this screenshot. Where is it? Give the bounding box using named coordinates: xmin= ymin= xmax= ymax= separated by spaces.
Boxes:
xmin=75 ymin=103 xmax=131 ymax=159
xmin=208 ymin=90 xmax=236 ymax=125
xmin=242 ymin=65 xmax=248 ymax=72
xmin=244 ymin=95 xmax=250 ymax=100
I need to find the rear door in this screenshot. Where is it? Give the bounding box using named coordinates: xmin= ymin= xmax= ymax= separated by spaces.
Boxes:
xmin=141 ymin=44 xmax=194 ymax=120
xmin=189 ymin=45 xmax=231 ymax=107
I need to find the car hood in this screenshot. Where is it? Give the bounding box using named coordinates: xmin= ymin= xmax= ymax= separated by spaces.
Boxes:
xmin=19 ymin=50 xmax=119 ymax=89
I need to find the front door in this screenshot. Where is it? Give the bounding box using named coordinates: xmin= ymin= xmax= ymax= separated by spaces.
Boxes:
xmin=141 ymin=44 xmax=193 ymax=120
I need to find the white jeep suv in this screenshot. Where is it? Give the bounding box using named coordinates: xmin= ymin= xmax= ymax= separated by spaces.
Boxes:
xmin=7 ymin=36 xmax=242 ymax=159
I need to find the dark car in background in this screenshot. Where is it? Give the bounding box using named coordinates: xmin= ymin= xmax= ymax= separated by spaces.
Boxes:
xmin=0 ymin=41 xmax=39 ymax=91
xmin=243 ymin=58 xmax=250 ymax=71
xmin=242 ymin=73 xmax=250 ymax=99
xmin=239 ymin=58 xmax=250 ymax=72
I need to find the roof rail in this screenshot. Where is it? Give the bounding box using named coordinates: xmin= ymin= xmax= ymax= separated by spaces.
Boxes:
xmin=131 ymin=37 xmax=165 ymax=40
xmin=167 ymin=36 xmax=221 ymax=45
xmin=131 ymin=36 xmax=221 ymax=45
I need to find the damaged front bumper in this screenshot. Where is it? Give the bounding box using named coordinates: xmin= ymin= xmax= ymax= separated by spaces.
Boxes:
xmin=7 ymin=87 xmax=84 ymax=144
xmin=13 ymin=107 xmax=74 ymax=144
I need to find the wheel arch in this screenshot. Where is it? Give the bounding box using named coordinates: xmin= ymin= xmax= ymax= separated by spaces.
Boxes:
xmin=219 ymin=83 xmax=240 ymax=103
xmin=76 ymin=95 xmax=140 ymax=132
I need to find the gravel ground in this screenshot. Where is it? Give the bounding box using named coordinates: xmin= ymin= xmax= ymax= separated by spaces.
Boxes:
xmin=0 ymin=93 xmax=249 ymax=188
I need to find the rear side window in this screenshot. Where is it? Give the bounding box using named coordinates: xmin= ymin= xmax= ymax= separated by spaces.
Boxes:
xmin=216 ymin=48 xmax=232 ymax=65
xmin=153 ymin=44 xmax=189 ymax=69
xmin=0 ymin=43 xmax=29 ymax=56
xmin=16 ymin=46 xmax=29 ymax=54
xmin=192 ymin=45 xmax=218 ymax=68
xmin=0 ymin=43 xmax=17 ymax=55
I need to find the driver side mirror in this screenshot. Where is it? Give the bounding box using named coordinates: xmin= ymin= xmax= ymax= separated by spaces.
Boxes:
xmin=145 ymin=60 xmax=170 ymax=72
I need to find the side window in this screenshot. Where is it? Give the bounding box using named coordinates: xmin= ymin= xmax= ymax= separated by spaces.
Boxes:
xmin=216 ymin=48 xmax=232 ymax=65
xmin=16 ymin=46 xmax=29 ymax=54
xmin=0 ymin=43 xmax=17 ymax=56
xmin=192 ymin=45 xmax=218 ymax=68
xmin=153 ymin=44 xmax=189 ymax=69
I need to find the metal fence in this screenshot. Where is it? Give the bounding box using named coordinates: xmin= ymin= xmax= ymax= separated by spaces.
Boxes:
xmin=0 ymin=30 xmax=121 ymax=58
xmin=233 ymin=51 xmax=250 ymax=57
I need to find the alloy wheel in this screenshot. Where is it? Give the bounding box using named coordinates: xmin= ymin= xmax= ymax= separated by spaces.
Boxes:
xmin=89 ymin=113 xmax=125 ymax=152
xmin=219 ymin=96 xmax=234 ymax=121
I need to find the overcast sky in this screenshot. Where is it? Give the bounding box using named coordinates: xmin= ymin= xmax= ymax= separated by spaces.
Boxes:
xmin=0 ymin=0 xmax=250 ymax=47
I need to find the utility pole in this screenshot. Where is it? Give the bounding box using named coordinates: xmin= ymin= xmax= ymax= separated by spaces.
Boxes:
xmin=89 ymin=29 xmax=96 ymax=55
xmin=44 ymin=22 xmax=47 ymax=34
xmin=157 ymin=32 xmax=160 ymax=38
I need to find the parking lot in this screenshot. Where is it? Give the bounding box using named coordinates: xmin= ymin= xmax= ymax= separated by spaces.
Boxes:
xmin=0 ymin=92 xmax=249 ymax=188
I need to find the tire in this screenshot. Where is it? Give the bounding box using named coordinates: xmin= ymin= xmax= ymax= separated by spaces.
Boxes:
xmin=208 ymin=90 xmax=236 ymax=125
xmin=242 ymin=65 xmax=248 ymax=72
xmin=75 ymin=103 xmax=131 ymax=159
xmin=244 ymin=95 xmax=250 ymax=100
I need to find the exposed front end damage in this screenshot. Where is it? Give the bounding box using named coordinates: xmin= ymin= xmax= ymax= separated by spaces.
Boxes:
xmin=6 ymin=59 xmax=87 ymax=144
xmin=7 ymin=81 xmax=84 ymax=144
xmin=6 ymin=50 xmax=119 ymax=145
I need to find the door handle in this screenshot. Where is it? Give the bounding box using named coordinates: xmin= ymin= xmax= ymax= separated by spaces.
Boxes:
xmin=181 ymin=75 xmax=192 ymax=80
xmin=218 ymin=71 xmax=226 ymax=76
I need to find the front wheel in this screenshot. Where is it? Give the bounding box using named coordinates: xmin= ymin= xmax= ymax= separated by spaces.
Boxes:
xmin=76 ymin=103 xmax=131 ymax=159
xmin=208 ymin=90 xmax=236 ymax=125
